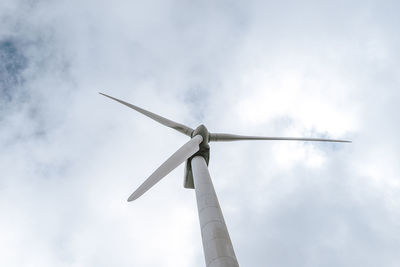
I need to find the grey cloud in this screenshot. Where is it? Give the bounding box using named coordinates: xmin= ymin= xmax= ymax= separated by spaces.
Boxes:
xmin=0 ymin=39 xmax=27 ymax=101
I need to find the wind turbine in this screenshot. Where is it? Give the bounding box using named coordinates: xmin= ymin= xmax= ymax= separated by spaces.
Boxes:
xmin=100 ymin=93 xmax=350 ymax=267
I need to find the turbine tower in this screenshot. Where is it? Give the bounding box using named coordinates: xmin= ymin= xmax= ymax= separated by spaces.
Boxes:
xmin=100 ymin=93 xmax=350 ymax=267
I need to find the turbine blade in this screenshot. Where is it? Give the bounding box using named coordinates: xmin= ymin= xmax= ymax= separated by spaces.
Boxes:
xmin=209 ymin=133 xmax=351 ymax=143
xmin=99 ymin=93 xmax=194 ymax=136
xmin=128 ymin=135 xmax=203 ymax=201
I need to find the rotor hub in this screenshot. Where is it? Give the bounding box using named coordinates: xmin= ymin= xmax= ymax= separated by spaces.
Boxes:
xmin=192 ymin=124 xmax=210 ymax=144
xmin=190 ymin=124 xmax=210 ymax=164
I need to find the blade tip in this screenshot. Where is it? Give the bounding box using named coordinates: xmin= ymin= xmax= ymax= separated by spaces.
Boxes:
xmin=127 ymin=193 xmax=138 ymax=202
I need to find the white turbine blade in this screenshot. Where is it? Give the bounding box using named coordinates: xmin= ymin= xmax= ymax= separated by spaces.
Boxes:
xmin=209 ymin=133 xmax=351 ymax=143
xmin=128 ymin=135 xmax=203 ymax=201
xmin=99 ymin=93 xmax=194 ymax=136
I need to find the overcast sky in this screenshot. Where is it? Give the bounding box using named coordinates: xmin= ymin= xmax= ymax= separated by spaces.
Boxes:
xmin=1 ymin=0 xmax=399 ymax=266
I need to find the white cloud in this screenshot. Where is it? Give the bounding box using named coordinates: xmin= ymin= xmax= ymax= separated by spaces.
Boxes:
xmin=1 ymin=0 xmax=399 ymax=266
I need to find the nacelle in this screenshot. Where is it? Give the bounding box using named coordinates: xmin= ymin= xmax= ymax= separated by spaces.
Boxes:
xmin=184 ymin=125 xmax=210 ymax=189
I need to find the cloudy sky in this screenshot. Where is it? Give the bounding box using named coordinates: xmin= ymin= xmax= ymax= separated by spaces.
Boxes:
xmin=1 ymin=0 xmax=399 ymax=266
